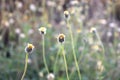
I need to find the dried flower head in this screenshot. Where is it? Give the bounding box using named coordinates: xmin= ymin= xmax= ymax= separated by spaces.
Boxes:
xmin=47 ymin=73 xmax=55 ymax=80
xmin=25 ymin=43 xmax=34 ymax=54
xmin=90 ymin=27 xmax=97 ymax=33
xmin=64 ymin=10 xmax=70 ymax=20
xmin=39 ymin=27 xmax=47 ymax=35
xmin=57 ymin=34 xmax=65 ymax=43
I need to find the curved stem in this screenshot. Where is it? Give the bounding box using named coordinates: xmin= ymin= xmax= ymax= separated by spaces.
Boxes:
xmin=70 ymin=42 xmax=85 ymax=78
xmin=61 ymin=45 xmax=70 ymax=80
xmin=67 ymin=21 xmax=81 ymax=80
xmin=21 ymin=53 xmax=29 ymax=80
xmin=53 ymin=47 xmax=61 ymax=74
xmin=42 ymin=35 xmax=49 ymax=74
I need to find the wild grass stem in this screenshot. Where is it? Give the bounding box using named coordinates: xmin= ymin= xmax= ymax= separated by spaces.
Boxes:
xmin=61 ymin=44 xmax=70 ymax=80
xmin=21 ymin=53 xmax=28 ymax=80
xmin=67 ymin=21 xmax=81 ymax=80
xmin=42 ymin=35 xmax=49 ymax=74
xmin=53 ymin=48 xmax=61 ymax=74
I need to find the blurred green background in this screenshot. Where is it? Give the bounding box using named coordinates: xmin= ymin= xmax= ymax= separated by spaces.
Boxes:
xmin=0 ymin=0 xmax=120 ymax=80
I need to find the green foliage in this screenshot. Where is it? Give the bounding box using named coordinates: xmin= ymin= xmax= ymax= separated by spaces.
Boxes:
xmin=0 ymin=0 xmax=120 ymax=80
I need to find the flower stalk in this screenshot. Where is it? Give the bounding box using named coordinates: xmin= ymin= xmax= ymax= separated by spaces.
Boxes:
xmin=21 ymin=43 xmax=34 ymax=80
xmin=42 ymin=35 xmax=49 ymax=74
xmin=64 ymin=10 xmax=81 ymax=80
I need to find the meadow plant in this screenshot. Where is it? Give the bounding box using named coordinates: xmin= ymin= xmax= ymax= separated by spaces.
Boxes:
xmin=21 ymin=43 xmax=34 ymax=80
xmin=39 ymin=27 xmax=49 ymax=74
xmin=57 ymin=33 xmax=70 ymax=80
xmin=64 ymin=10 xmax=81 ymax=80
xmin=90 ymin=27 xmax=105 ymax=61
xmin=1 ymin=0 xmax=120 ymax=80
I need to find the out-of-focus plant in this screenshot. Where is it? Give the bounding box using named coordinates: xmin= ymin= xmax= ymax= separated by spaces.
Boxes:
xmin=57 ymin=33 xmax=70 ymax=80
xmin=64 ymin=10 xmax=81 ymax=80
xmin=21 ymin=43 xmax=34 ymax=80
xmin=39 ymin=27 xmax=50 ymax=75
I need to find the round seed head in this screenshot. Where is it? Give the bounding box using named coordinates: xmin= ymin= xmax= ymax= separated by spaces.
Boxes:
xmin=90 ymin=27 xmax=97 ymax=33
xmin=57 ymin=34 xmax=65 ymax=43
xmin=39 ymin=27 xmax=47 ymax=35
xmin=47 ymin=73 xmax=55 ymax=80
xmin=64 ymin=10 xmax=70 ymax=20
xmin=25 ymin=43 xmax=34 ymax=54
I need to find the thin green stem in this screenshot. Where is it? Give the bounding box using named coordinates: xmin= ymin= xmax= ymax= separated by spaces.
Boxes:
xmin=61 ymin=45 xmax=70 ymax=80
xmin=53 ymin=47 xmax=61 ymax=74
xmin=42 ymin=35 xmax=49 ymax=74
xmin=78 ymin=42 xmax=85 ymax=62
xmin=70 ymin=41 xmax=85 ymax=78
xmin=21 ymin=53 xmax=29 ymax=80
xmin=95 ymin=32 xmax=105 ymax=61
xmin=67 ymin=21 xmax=81 ymax=80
